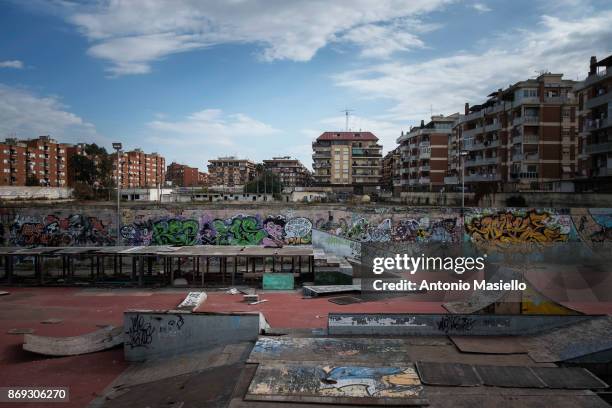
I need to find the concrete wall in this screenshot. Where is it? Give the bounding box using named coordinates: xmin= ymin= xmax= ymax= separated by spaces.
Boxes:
xmin=0 ymin=204 xmax=610 ymax=250
xmin=327 ymin=313 xmax=593 ymax=336
xmin=0 ymin=186 xmax=73 ymax=201
xmin=397 ymin=192 xmax=612 ymax=208
xmin=123 ymin=310 xmax=267 ymax=362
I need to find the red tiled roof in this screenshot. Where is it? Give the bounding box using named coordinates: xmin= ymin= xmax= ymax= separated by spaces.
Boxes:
xmin=317 ymin=131 xmax=378 ymax=141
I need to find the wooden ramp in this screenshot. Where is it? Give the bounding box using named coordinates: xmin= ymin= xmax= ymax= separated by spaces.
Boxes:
xmin=23 ymin=326 xmax=123 ymax=356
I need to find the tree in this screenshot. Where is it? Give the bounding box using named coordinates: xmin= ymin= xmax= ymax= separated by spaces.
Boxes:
xmin=26 ymin=174 xmax=39 ymax=186
xmin=69 ymin=154 xmax=98 ymax=185
xmin=244 ymin=170 xmax=283 ymax=194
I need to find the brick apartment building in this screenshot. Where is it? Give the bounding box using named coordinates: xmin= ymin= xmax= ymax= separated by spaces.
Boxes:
xmin=263 ymin=156 xmax=311 ymax=187
xmin=207 ymin=157 xmax=255 ymax=187
xmin=113 ymin=149 xmax=165 ymax=189
xmin=166 ymin=162 xmax=201 ymax=187
xmin=449 ymin=73 xmax=577 ymax=192
xmin=312 ymin=131 xmax=382 ymax=193
xmin=381 ymin=146 xmax=401 ymax=193
xmin=575 ymin=54 xmax=612 ymax=192
xmin=0 ymin=136 xmax=69 ymax=187
xmin=397 ymin=114 xmax=458 ymax=191
xmin=198 ymin=172 xmax=209 ymax=186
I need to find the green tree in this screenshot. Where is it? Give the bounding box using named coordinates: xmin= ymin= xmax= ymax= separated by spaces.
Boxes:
xmin=26 ymin=174 xmax=39 ymax=186
xmin=244 ymin=170 xmax=283 ymax=194
xmin=69 ymin=154 xmax=98 ymax=184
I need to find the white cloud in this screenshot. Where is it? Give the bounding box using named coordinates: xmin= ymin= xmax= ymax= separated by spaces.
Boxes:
xmin=471 ymin=3 xmax=491 ymax=13
xmin=334 ymin=10 xmax=612 ymax=126
xmin=51 ymin=0 xmax=451 ymax=75
xmin=0 ymin=84 xmax=102 ymax=144
xmin=0 ymin=60 xmax=24 ymax=69
xmin=146 ymin=108 xmax=282 ymax=166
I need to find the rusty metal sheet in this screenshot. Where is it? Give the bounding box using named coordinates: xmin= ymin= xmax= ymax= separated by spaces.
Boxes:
xmin=247 ymin=337 xmax=414 ymax=364
xmin=475 ymin=365 xmax=546 ymax=388
xmin=416 ymin=362 xmax=481 ymax=386
xmin=531 ymin=367 xmax=609 ymax=389
xmin=245 ymin=362 xmax=426 ymax=406
xmin=451 ymin=336 xmax=527 ymax=354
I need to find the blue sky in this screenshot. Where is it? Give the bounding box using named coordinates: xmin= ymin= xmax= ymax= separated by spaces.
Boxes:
xmin=1 ymin=0 xmax=611 ymax=170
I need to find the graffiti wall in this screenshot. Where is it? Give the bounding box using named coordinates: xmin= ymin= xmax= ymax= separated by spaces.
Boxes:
xmin=1 ymin=209 xmax=116 ymax=247
xmin=0 ymin=205 xmax=610 ymax=250
xmin=464 ymin=208 xmax=577 ymax=244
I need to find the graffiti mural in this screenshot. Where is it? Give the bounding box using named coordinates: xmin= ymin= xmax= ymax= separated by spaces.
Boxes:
xmin=465 ymin=209 xmax=572 ymax=244
xmin=152 ymin=218 xmax=199 ymax=245
xmin=391 ymin=217 xmax=458 ymax=243
xmin=284 ymin=217 xmax=312 ymax=245
xmin=573 ymin=208 xmax=612 ymax=244
xmin=247 ymin=363 xmax=423 ymax=400
xmin=10 ymin=214 xmax=114 ymax=246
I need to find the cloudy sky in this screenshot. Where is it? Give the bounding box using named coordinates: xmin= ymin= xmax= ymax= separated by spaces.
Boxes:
xmin=1 ymin=0 xmax=611 ymax=170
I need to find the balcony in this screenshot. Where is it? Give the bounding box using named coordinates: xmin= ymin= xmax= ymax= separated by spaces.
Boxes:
xmin=584 ymin=117 xmax=611 ymax=131
xmin=513 ymin=116 xmax=540 ymax=126
xmin=484 ymin=122 xmax=501 ymax=132
xmin=312 ymin=152 xmax=332 ymax=159
xmin=511 ymin=153 xmax=523 ymax=161
xmin=544 ymin=95 xmax=575 ymax=104
xmin=462 ymin=126 xmax=484 ymax=139
xmin=464 ymin=139 xmax=499 ymax=151
xmin=464 ymin=173 xmax=501 ymax=182
xmin=592 ymin=167 xmax=612 ymax=177
xmin=523 ymin=152 xmax=540 ymax=161
xmin=418 ymin=177 xmax=430 ymax=184
xmin=444 ymin=175 xmax=459 ymax=185
xmin=585 ymin=141 xmax=612 ymax=154
xmin=585 ymin=91 xmax=612 ymax=110
xmin=465 ymin=157 xmax=500 ymax=167
xmin=419 ymin=150 xmax=431 ymax=159
xmin=576 ymin=67 xmax=612 ymax=90
xmin=418 ymin=165 xmax=430 ymax=172
xmin=513 ymin=96 xmax=540 ymax=107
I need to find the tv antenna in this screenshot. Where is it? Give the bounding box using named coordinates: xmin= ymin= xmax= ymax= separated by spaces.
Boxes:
xmin=340 ymin=108 xmax=354 ymax=131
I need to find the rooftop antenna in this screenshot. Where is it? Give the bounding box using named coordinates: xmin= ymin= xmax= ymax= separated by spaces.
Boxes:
xmin=341 ymin=108 xmax=354 ymax=131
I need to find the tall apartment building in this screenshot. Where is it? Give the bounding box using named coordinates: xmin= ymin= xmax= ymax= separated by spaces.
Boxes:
xmin=312 ymin=131 xmax=382 ymax=192
xmin=575 ymin=55 xmax=612 ymax=192
xmin=113 ymin=149 xmax=165 ymax=188
xmin=397 ymin=115 xmax=457 ymax=191
xmin=198 ymin=172 xmax=209 ymax=186
xmin=0 ymin=139 xmax=27 ymax=186
xmin=381 ymin=146 xmax=401 ymax=193
xmin=451 ymin=73 xmax=577 ymax=192
xmin=0 ymin=136 xmax=69 ymax=187
xmin=207 ymin=157 xmax=255 ymax=187
xmin=166 ymin=162 xmax=200 ymax=187
xmin=263 ymin=156 xmax=311 ymax=187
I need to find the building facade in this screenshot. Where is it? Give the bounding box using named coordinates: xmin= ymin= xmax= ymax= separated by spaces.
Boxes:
xmin=263 ymin=156 xmax=311 ymax=187
xmin=451 ymin=73 xmax=577 ymax=192
xmin=397 ymin=115 xmax=457 ymax=191
xmin=166 ymin=162 xmax=200 ymax=187
xmin=575 ymin=55 xmax=612 ymax=192
xmin=113 ymin=149 xmax=165 ymax=189
xmin=312 ymin=131 xmax=382 ymax=192
xmin=207 ymin=157 xmax=255 ymax=187
xmin=0 ymin=136 xmax=69 ymax=187
xmin=381 ymin=146 xmax=401 ymax=194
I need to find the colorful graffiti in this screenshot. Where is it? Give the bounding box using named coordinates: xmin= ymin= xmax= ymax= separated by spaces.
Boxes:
xmin=574 ymin=209 xmax=612 ymax=244
xmin=465 ymin=209 xmax=571 ymax=244
xmin=152 ymin=219 xmax=199 ymax=245
xmin=10 ymin=214 xmax=114 ymax=246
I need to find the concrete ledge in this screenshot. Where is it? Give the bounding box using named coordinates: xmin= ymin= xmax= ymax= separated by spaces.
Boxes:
xmin=124 ymin=310 xmax=268 ymax=362
xmin=327 ymin=313 xmax=595 ymax=336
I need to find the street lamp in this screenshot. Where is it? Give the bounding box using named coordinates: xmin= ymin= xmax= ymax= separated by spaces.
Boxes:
xmin=112 ymin=142 xmax=122 ymax=245
xmin=460 ymin=150 xmax=468 ymax=215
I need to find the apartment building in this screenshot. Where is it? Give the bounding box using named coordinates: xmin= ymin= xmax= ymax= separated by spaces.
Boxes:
xmin=0 ymin=136 xmax=70 ymax=187
xmin=263 ymin=156 xmax=311 ymax=187
xmin=198 ymin=172 xmax=209 ymax=186
xmin=113 ymin=149 xmax=165 ymax=188
xmin=207 ymin=157 xmax=255 ymax=187
xmin=451 ymin=73 xmax=577 ymax=192
xmin=397 ymin=115 xmax=457 ymax=191
xmin=166 ymin=162 xmax=200 ymax=187
xmin=381 ymin=146 xmax=401 ymax=194
xmin=575 ymin=55 xmax=612 ymax=192
xmin=0 ymin=139 xmax=27 ymax=186
xmin=312 ymin=131 xmax=382 ymax=193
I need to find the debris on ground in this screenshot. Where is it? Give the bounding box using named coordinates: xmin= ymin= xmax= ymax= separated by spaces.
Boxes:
xmin=0 ymin=291 xmax=9 ymax=296
xmin=226 ymin=288 xmax=240 ymax=295
xmin=243 ymin=294 xmax=259 ymax=303
xmin=249 ymin=299 xmax=268 ymax=305
xmin=176 ymin=291 xmax=207 ymax=311
xmin=23 ymin=326 xmax=123 ymax=356
xmin=41 ymin=318 xmax=63 ymax=324
xmin=7 ymin=328 xmax=35 ymax=335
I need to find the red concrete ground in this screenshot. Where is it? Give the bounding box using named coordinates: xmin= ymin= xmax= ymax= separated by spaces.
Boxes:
xmin=0 ymin=287 xmax=446 ymax=407
xmin=196 ymin=292 xmax=447 ymax=328
xmin=0 ymin=287 xmax=186 ymax=408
